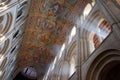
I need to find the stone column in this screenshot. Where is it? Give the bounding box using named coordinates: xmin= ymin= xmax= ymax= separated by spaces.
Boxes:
xmin=83 ymin=38 xmax=89 ymax=61
xmin=76 ymin=27 xmax=90 ymax=80
xmin=76 ymin=27 xmax=82 ymax=80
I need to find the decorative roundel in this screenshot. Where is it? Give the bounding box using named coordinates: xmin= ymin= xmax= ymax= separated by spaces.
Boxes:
xmin=0 ymin=13 xmax=12 ymax=35
xmin=112 ymin=0 xmax=120 ymax=8
xmin=0 ymin=39 xmax=9 ymax=58
xmin=0 ymin=0 xmax=11 ymax=7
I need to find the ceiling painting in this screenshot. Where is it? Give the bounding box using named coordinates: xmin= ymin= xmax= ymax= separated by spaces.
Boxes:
xmin=40 ymin=0 xmax=50 ymax=14
xmin=66 ymin=0 xmax=78 ymax=5
xmin=17 ymin=0 xmax=87 ymax=79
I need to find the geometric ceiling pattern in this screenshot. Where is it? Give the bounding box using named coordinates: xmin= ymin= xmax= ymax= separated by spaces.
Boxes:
xmin=17 ymin=0 xmax=87 ymax=79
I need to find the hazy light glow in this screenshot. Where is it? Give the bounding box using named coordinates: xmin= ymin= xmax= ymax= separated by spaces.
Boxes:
xmin=83 ymin=4 xmax=92 ymax=19
xmin=68 ymin=26 xmax=76 ymax=44
xmin=0 ymin=34 xmax=5 ymax=42
xmin=59 ymin=43 xmax=65 ymax=59
xmin=51 ymin=57 xmax=57 ymax=70
xmin=91 ymin=0 xmax=95 ymax=6
xmin=70 ymin=64 xmax=76 ymax=76
xmin=0 ymin=71 xmax=3 ymax=76
xmin=44 ymin=61 xmax=54 ymax=80
xmin=0 ymin=56 xmax=4 ymax=64
xmin=61 ymin=64 xmax=70 ymax=76
xmin=43 ymin=43 xmax=66 ymax=80
xmin=0 ymin=6 xmax=8 ymax=11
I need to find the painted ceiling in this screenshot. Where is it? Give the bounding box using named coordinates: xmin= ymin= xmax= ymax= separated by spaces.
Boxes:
xmin=18 ymin=0 xmax=87 ymax=79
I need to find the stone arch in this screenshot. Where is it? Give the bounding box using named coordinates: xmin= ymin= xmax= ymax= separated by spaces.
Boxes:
xmin=88 ymin=18 xmax=111 ymax=53
xmin=0 ymin=39 xmax=9 ymax=58
xmin=51 ymin=62 xmax=61 ymax=80
xmin=86 ymin=49 xmax=120 ymax=80
xmin=21 ymin=66 xmax=37 ymax=79
xmin=64 ymin=40 xmax=77 ymax=77
xmin=81 ymin=11 xmax=102 ymax=39
xmin=68 ymin=26 xmax=77 ymax=44
xmin=80 ymin=0 xmax=96 ymax=24
xmin=0 ymin=13 xmax=12 ymax=35
xmin=55 ymin=60 xmax=64 ymax=80
xmin=14 ymin=65 xmax=38 ymax=80
xmin=80 ymin=11 xmax=104 ymax=57
xmin=80 ymin=10 xmax=112 ymax=54
xmin=0 ymin=57 xmax=7 ymax=70
xmin=66 ymin=41 xmax=76 ymax=61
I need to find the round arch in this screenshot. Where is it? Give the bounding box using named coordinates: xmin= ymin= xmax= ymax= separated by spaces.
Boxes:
xmin=0 ymin=39 xmax=9 ymax=58
xmin=81 ymin=10 xmax=102 ymax=40
xmin=64 ymin=40 xmax=77 ymax=77
xmin=80 ymin=10 xmax=111 ymax=55
xmin=80 ymin=11 xmax=104 ymax=56
xmin=66 ymin=41 xmax=76 ymax=61
xmin=13 ymin=65 xmax=38 ymax=80
xmin=0 ymin=13 xmax=12 ymax=35
xmin=86 ymin=49 xmax=120 ymax=80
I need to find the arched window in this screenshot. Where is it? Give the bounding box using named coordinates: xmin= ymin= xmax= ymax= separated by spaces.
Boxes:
xmin=98 ymin=19 xmax=111 ymax=39
xmin=0 ymin=13 xmax=12 ymax=35
xmin=68 ymin=26 xmax=76 ymax=44
xmin=88 ymin=18 xmax=111 ymax=53
xmin=89 ymin=32 xmax=99 ymax=53
xmin=83 ymin=4 xmax=92 ymax=19
xmin=80 ymin=0 xmax=96 ymax=24
xmin=22 ymin=66 xmax=37 ymax=79
xmin=16 ymin=0 xmax=28 ymax=22
xmin=93 ymin=34 xmax=100 ymax=48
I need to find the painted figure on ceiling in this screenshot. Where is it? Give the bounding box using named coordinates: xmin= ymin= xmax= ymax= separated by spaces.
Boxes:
xmin=40 ymin=0 xmax=50 ymax=13
xmin=41 ymin=0 xmax=46 ymax=10
xmin=46 ymin=9 xmax=54 ymax=17
xmin=50 ymin=2 xmax=63 ymax=16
